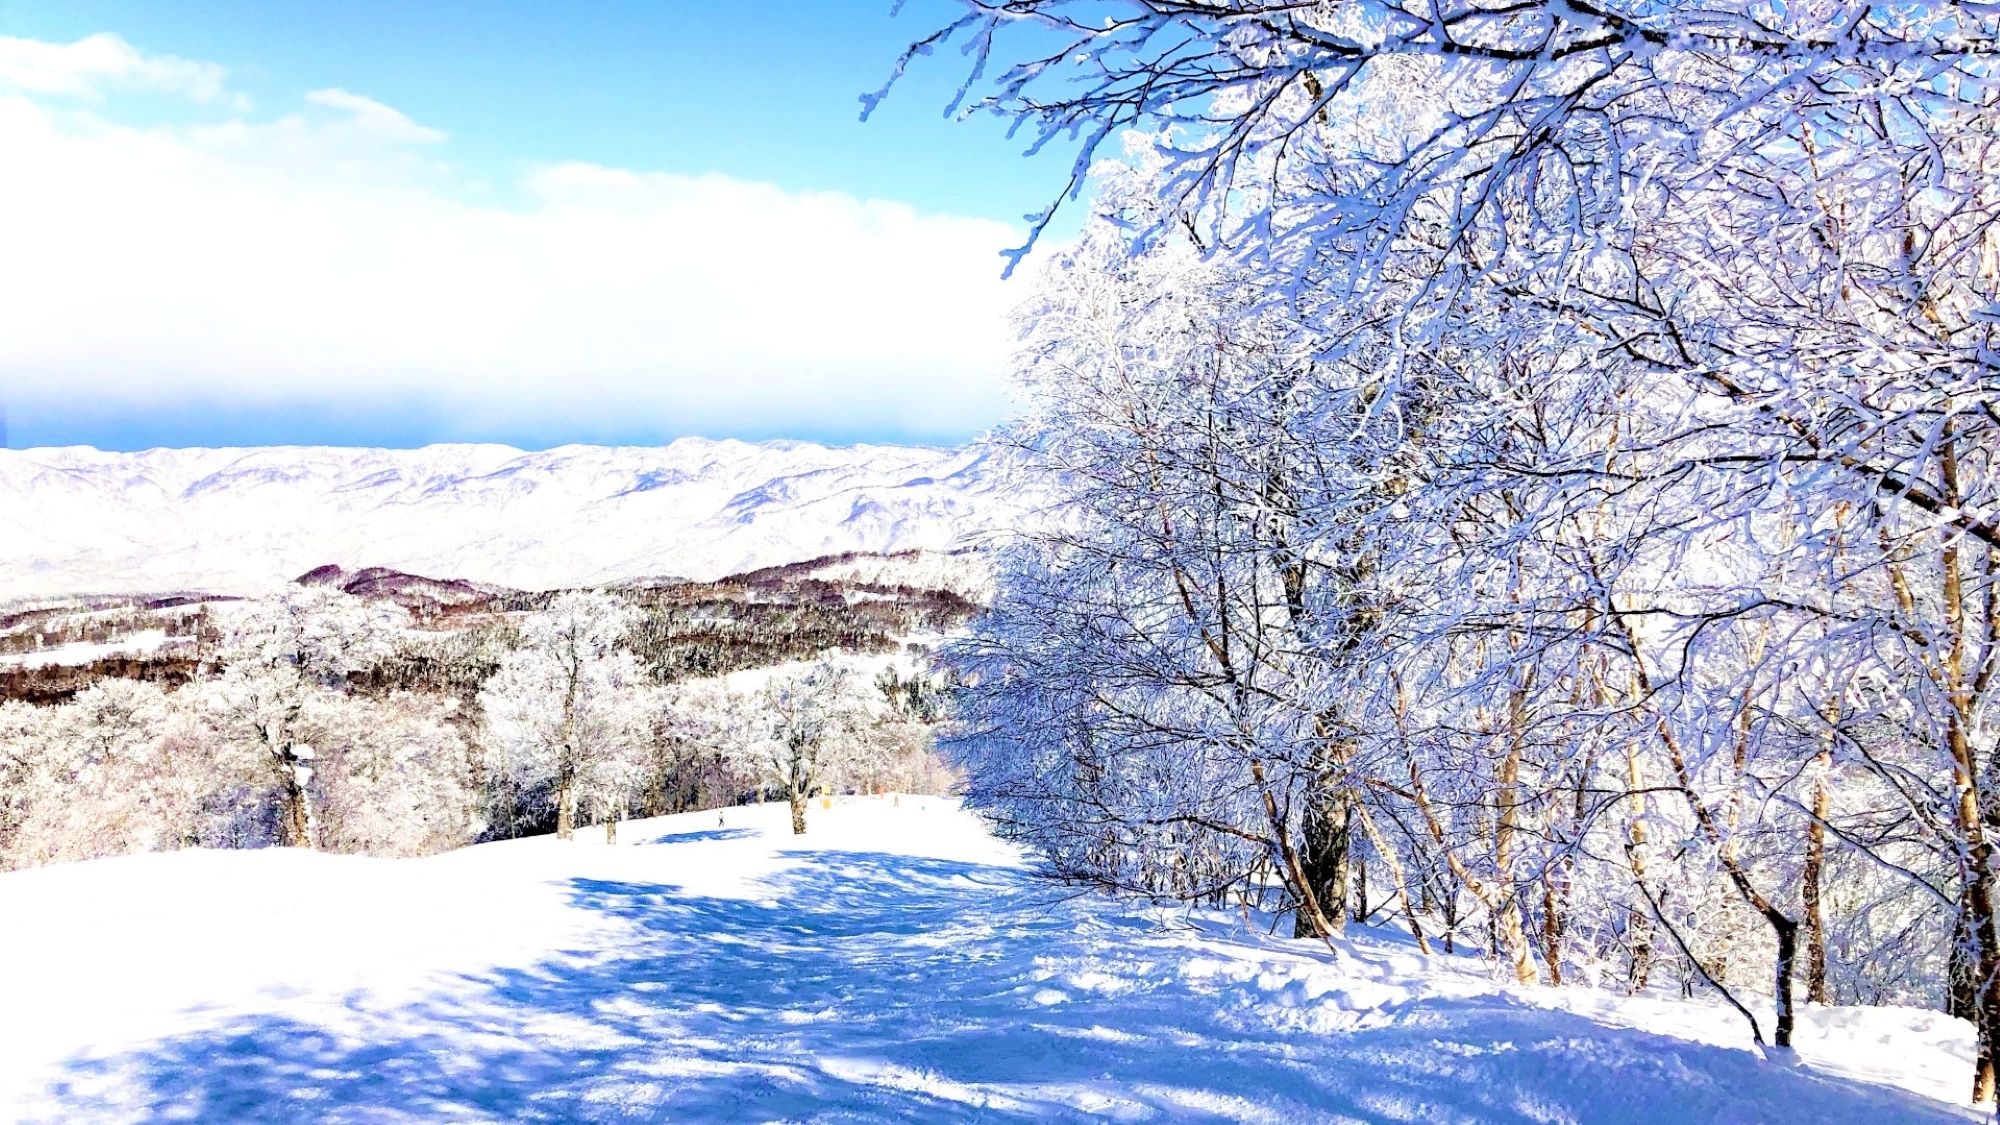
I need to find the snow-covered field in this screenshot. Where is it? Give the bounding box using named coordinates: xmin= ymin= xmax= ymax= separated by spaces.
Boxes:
xmin=0 ymin=629 xmax=179 ymax=669
xmin=0 ymin=441 xmax=1029 ymax=599
xmin=0 ymin=798 xmax=1975 ymax=1123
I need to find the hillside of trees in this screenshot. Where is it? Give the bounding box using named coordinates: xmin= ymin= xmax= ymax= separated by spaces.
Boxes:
xmin=0 ymin=551 xmax=975 ymax=868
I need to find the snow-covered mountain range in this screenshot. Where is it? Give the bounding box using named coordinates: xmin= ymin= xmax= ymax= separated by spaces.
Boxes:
xmin=0 ymin=440 xmax=1026 ymax=600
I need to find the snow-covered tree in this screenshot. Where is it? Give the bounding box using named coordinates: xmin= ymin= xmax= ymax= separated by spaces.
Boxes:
xmin=205 ymin=588 xmax=402 ymax=849
xmin=865 ymin=664 xmax=958 ymax=795
xmin=728 ymin=659 xmax=869 ymax=835
xmin=0 ymin=681 xmax=260 ymax=867
xmin=630 ymin=678 xmax=758 ymax=819
xmin=478 ymin=591 xmax=648 ymax=841
xmin=895 ymin=0 xmax=2000 ymax=1092
xmin=305 ymin=691 xmax=482 ymax=857
xmin=0 ymin=701 xmax=37 ymax=860
xmin=3 ymin=682 xmax=174 ymax=865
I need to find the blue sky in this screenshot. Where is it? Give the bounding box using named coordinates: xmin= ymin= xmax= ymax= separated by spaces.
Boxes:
xmin=0 ymin=1 xmax=1088 ymax=450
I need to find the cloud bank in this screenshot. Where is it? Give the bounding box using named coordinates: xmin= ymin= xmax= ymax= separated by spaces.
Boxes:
xmin=0 ymin=35 xmax=1022 ymax=446
xmin=0 ymin=31 xmax=233 ymax=104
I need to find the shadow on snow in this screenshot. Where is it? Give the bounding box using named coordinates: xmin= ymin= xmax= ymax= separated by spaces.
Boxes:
xmin=39 ymin=851 xmax=1972 ymax=1123
xmin=631 ymin=827 xmax=760 ymax=847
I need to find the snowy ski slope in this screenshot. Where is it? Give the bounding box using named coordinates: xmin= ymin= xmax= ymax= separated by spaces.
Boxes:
xmin=0 ymin=797 xmax=1977 ymax=1122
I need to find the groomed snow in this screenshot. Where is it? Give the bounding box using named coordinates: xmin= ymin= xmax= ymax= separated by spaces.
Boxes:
xmin=0 ymin=798 xmax=1977 ymax=1122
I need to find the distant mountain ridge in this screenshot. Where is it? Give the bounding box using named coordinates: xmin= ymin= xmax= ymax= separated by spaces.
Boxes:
xmin=0 ymin=440 xmax=1025 ymax=600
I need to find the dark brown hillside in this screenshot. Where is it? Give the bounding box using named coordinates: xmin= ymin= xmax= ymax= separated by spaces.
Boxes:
xmin=2 ymin=550 xmax=988 ymax=703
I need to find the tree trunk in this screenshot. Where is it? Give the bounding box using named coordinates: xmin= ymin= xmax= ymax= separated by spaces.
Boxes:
xmin=1491 ymin=697 xmax=1538 ymax=986
xmin=603 ymin=792 xmax=626 ymax=844
xmin=1295 ymin=772 xmax=1352 ymax=938
xmin=1613 ymin=668 xmax=1652 ymax=993
xmin=1542 ymin=870 xmax=1567 ymax=987
xmin=1355 ymin=801 xmax=1430 ymax=953
xmin=1624 ymin=789 xmax=1653 ymax=992
xmin=1354 ymin=846 xmax=1370 ymax=925
xmin=1928 ymin=436 xmax=2000 ymax=1102
xmin=1803 ymin=745 xmax=1832 ymax=1006
xmin=1627 ymin=908 xmax=1653 ymax=992
xmin=263 ymin=718 xmax=316 ymax=850
xmin=281 ymin=759 xmax=315 ymax=850
xmin=1951 ymin=905 xmax=1980 ymax=1024
xmin=1956 ymin=794 xmax=1998 ymax=1105
xmin=1880 ymin=452 xmax=1997 ymax=1101
xmin=1946 ymin=454 xmax=1999 ymax=1104
xmin=1248 ymin=756 xmax=1337 ymax=940
xmin=1768 ymin=910 xmax=1800 ymax=1049
xmin=557 ymin=780 xmax=577 ymax=841
xmin=790 ymin=789 xmax=808 ymax=835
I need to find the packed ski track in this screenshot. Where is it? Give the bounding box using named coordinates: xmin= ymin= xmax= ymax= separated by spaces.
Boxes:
xmin=0 ymin=797 xmax=1976 ymax=1123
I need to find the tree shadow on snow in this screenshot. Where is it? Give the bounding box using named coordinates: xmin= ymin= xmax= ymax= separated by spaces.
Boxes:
xmin=37 ymin=851 xmax=1977 ymax=1124
xmin=631 ymin=826 xmax=759 ymax=846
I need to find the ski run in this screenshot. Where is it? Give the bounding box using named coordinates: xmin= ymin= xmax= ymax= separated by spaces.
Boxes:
xmin=0 ymin=796 xmax=1975 ymax=1123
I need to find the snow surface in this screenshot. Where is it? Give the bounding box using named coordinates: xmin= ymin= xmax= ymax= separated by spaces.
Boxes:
xmin=0 ymin=798 xmax=1977 ymax=1123
xmin=0 ymin=441 xmax=1028 ymax=599
xmin=0 ymin=629 xmax=178 ymax=668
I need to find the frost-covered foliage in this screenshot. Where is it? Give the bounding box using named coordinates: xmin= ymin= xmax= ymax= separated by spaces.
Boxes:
xmin=303 ymin=692 xmax=481 ymax=857
xmin=865 ymin=665 xmax=962 ymax=796
xmin=0 ymin=680 xmax=471 ymax=868
xmin=631 ymin=678 xmax=760 ymax=820
xmin=0 ymin=580 xmax=958 ymax=867
xmin=0 ymin=681 xmax=242 ymax=866
xmin=686 ymin=655 xmax=960 ymax=836
xmin=0 ymin=592 xmax=472 ymax=866
xmin=910 ymin=2 xmax=2000 ymax=1093
xmin=478 ymin=592 xmax=650 ymax=841
xmin=207 ymin=588 xmax=405 ymax=847
xmin=723 ymin=659 xmax=874 ymax=835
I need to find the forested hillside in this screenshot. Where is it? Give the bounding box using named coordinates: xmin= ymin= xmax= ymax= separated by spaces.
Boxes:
xmin=0 ymin=550 xmax=977 ymax=868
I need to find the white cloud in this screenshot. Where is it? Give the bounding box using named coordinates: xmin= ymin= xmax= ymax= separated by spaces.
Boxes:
xmin=303 ymin=88 xmax=447 ymax=144
xmin=0 ymin=50 xmax=1023 ymax=443
xmin=0 ymin=32 xmax=233 ymax=104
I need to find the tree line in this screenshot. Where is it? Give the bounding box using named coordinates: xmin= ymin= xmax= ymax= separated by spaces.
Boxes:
xmin=896 ymin=0 xmax=2000 ymax=1100
xmin=0 ymin=587 xmax=957 ymax=870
